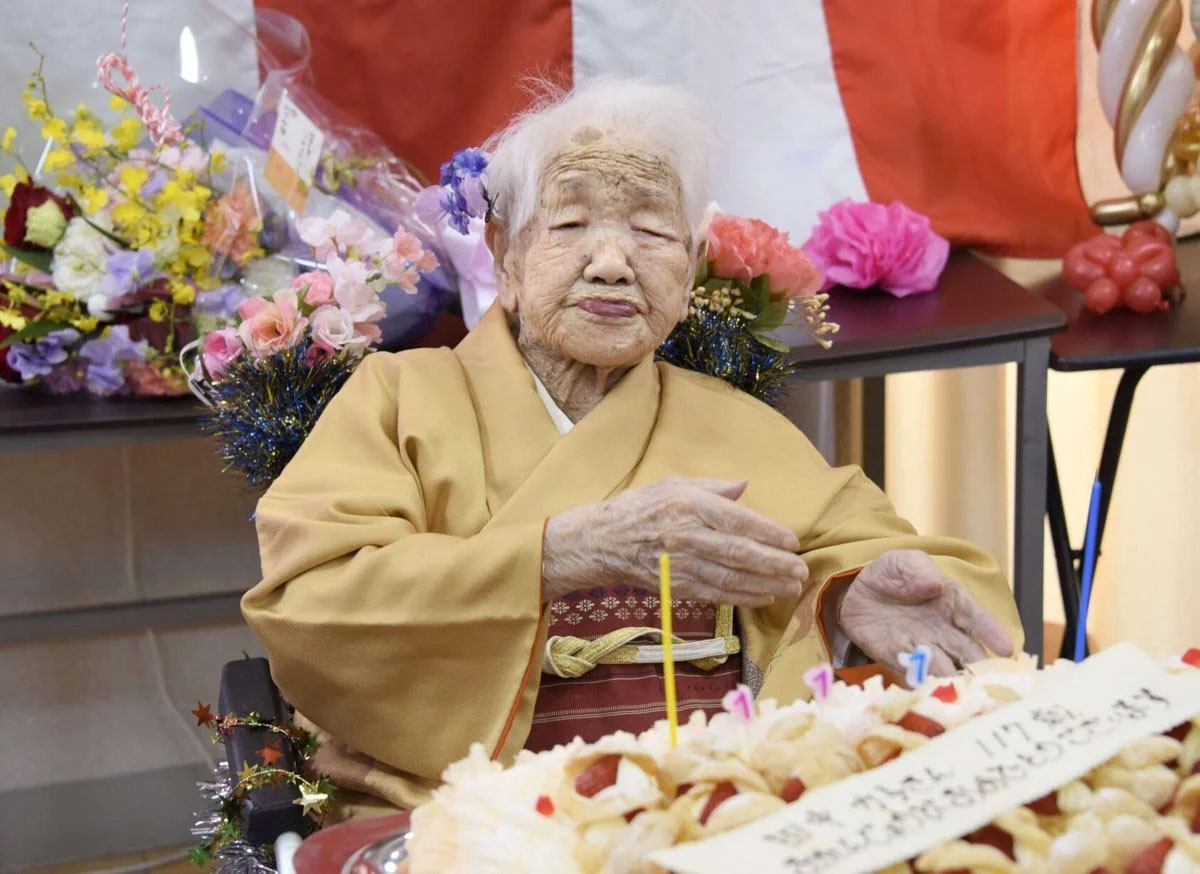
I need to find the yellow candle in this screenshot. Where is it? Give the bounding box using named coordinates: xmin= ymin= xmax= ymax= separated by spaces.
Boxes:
xmin=659 ymin=551 xmax=678 ymax=748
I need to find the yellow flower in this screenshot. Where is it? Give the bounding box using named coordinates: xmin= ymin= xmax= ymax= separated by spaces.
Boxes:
xmin=41 ymin=117 xmax=68 ymax=143
xmin=0 ymin=174 xmax=17 ymax=197
xmin=42 ymin=148 xmax=75 ymax=172
xmin=72 ymin=121 xmax=107 ymax=153
xmin=148 ymin=300 xmax=169 ymax=322
xmin=23 ymin=200 xmax=70 ymax=248
xmin=112 ymin=200 xmax=147 ymax=227
xmin=22 ymin=93 xmax=50 ymax=122
xmin=80 ymin=185 xmax=110 ymax=213
xmin=179 ymin=244 xmax=212 ymax=269
xmin=71 ymin=315 xmax=99 ymax=332
xmin=109 ymin=94 xmax=130 ymax=112
xmin=118 ymin=165 xmax=149 ymax=196
xmin=0 ymin=310 xmax=28 ymax=331
xmin=210 ymin=151 xmax=229 ymax=174
xmin=169 ymin=280 xmax=195 ymax=305
xmin=111 ymin=117 xmax=143 ymax=152
xmin=1 ymin=127 xmax=15 ymax=151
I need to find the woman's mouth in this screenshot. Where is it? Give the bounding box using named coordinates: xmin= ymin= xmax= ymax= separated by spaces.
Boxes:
xmin=578 ymin=299 xmax=639 ymax=318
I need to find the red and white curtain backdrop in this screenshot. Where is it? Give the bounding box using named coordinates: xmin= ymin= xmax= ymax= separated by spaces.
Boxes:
xmin=262 ymin=0 xmax=1096 ymax=256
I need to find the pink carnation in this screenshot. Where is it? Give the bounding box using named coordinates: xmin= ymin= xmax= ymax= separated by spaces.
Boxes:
xmin=707 ymin=214 xmax=821 ymax=298
xmin=202 ymin=327 xmax=243 ymax=378
xmin=804 ymin=200 xmax=949 ymax=298
xmin=236 ymin=289 xmax=309 ymax=358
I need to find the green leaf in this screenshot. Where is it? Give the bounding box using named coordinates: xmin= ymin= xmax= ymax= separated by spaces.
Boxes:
xmin=80 ymin=214 xmax=128 ymax=247
xmin=0 ymin=317 xmax=70 ymax=349
xmin=693 ymin=258 xmax=709 ymax=287
xmin=750 ymin=331 xmax=791 ymax=354
xmin=753 ymin=300 xmax=790 ymax=332
xmin=738 ymin=278 xmax=766 ymax=317
xmin=0 ymin=242 xmax=52 ymax=274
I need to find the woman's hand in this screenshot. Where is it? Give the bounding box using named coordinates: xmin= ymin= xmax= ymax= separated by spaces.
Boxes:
xmin=542 ymin=478 xmax=808 ymax=607
xmin=838 ymin=549 xmax=1015 ymax=678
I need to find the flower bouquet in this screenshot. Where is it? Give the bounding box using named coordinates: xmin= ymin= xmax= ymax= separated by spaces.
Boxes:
xmin=189 ymin=209 xmax=438 ymax=489
xmin=0 ymin=54 xmax=254 ymax=396
xmin=657 ymin=212 xmax=837 ymax=407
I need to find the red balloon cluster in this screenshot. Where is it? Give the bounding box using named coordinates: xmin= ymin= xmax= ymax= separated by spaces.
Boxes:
xmin=1061 ymin=222 xmax=1181 ymax=314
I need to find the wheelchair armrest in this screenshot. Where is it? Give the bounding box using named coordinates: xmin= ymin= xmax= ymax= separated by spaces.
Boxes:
xmin=219 ymin=658 xmax=310 ymax=844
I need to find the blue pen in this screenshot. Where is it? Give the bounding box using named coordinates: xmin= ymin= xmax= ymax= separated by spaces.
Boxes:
xmin=1074 ymin=480 xmax=1103 ymax=663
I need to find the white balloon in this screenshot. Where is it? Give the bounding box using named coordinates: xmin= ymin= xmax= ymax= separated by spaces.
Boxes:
xmin=1119 ymin=50 xmax=1196 ymax=192
xmin=1098 ymin=0 xmax=1161 ymax=123
xmin=1155 ymin=205 xmax=1182 ymax=234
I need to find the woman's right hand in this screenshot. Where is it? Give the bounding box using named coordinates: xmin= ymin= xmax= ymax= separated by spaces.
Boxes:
xmin=541 ymin=478 xmax=808 ymax=607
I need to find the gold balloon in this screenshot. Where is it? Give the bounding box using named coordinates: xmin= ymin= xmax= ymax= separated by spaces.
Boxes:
xmin=1090 ymin=191 xmax=1166 ymax=225
xmin=1113 ymin=0 xmax=1183 ymax=168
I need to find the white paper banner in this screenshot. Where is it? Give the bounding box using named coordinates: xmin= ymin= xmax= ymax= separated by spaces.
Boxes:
xmin=653 ymin=643 xmax=1200 ymax=874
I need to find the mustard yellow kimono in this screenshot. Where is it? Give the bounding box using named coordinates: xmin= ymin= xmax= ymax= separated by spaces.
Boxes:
xmin=242 ymin=304 xmax=1022 ymax=812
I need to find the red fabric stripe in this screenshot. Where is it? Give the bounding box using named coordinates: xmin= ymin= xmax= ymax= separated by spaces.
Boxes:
xmin=254 ymin=0 xmax=573 ymax=180
xmin=822 ymin=0 xmax=1095 ymax=257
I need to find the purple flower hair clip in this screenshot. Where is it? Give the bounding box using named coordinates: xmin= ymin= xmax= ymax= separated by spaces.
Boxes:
xmin=416 ymin=147 xmax=492 ymax=235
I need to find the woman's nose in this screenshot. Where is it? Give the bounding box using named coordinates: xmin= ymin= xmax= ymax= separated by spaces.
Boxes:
xmin=582 ymin=232 xmax=635 ymax=285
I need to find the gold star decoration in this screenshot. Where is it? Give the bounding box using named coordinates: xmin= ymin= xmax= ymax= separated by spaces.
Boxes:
xmin=238 ymin=760 xmax=255 ymax=785
xmin=294 ymin=789 xmax=328 ymax=816
xmin=191 ymin=700 xmax=215 ymax=728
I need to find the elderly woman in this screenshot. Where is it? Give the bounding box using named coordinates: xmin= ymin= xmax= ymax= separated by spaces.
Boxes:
xmin=242 ymin=79 xmax=1021 ymax=814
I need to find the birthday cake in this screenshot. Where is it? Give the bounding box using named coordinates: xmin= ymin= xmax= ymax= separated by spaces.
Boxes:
xmin=404 ymin=648 xmax=1200 ymax=874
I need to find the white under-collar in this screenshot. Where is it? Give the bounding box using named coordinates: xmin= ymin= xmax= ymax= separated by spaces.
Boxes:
xmin=526 ymin=365 xmax=574 ymax=435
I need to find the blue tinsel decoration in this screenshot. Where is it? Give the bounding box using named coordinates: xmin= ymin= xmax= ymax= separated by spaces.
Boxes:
xmin=202 ymin=343 xmax=359 ymax=491
xmin=656 ymin=308 xmax=796 ymax=408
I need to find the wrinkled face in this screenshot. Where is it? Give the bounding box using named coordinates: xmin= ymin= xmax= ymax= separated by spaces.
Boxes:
xmin=492 ymin=133 xmax=695 ymax=369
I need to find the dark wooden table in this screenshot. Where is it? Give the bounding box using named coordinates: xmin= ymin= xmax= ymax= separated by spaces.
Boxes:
xmin=1032 ymin=238 xmax=1200 ymax=660
xmin=780 ymin=251 xmax=1068 ymax=659
xmin=0 ymin=390 xmax=207 ymax=453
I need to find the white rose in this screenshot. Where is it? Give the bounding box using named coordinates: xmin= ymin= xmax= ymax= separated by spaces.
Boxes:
xmin=51 ymin=218 xmax=114 ymax=300
xmin=310 ymin=305 xmax=368 ymax=351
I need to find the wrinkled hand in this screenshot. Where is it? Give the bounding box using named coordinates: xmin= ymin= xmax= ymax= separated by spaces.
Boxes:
xmin=543 ymin=478 xmax=808 ymax=607
xmin=838 ymin=549 xmax=1014 ymax=678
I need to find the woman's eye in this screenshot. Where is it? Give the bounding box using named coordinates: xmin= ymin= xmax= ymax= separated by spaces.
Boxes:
xmin=636 ymin=227 xmax=672 ymax=240
xmin=552 ymin=221 xmax=584 ymax=230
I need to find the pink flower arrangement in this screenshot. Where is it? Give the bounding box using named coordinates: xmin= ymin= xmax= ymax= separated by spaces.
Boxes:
xmin=695 ymin=212 xmax=834 ymax=350
xmin=707 ymin=214 xmax=822 ymax=298
xmin=804 ymin=200 xmax=949 ymax=298
xmin=192 ymin=212 xmax=439 ymax=382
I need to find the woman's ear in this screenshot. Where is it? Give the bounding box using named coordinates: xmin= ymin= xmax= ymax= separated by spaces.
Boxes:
xmin=485 ymin=220 xmax=519 ymax=312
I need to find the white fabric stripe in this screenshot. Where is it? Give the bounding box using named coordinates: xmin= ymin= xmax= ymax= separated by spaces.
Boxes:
xmin=571 ymin=0 xmax=868 ymax=243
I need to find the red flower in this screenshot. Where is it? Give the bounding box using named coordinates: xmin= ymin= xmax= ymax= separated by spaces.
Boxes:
xmin=0 ymin=324 xmax=20 ymax=383
xmin=3 ymin=181 xmax=75 ymax=251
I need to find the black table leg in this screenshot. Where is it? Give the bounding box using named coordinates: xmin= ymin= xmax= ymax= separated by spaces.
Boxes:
xmin=1047 ymin=365 xmax=1149 ymax=660
xmin=1046 ymin=434 xmax=1080 ymax=660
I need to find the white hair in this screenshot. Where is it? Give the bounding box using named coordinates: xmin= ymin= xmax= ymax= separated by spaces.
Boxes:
xmin=484 ymin=78 xmax=713 ymax=244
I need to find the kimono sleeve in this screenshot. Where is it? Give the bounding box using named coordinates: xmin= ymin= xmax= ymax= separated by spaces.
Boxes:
xmin=241 ymin=352 xmax=546 ymax=783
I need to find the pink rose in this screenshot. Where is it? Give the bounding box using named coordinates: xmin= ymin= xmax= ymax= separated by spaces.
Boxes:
xmin=202 ymin=327 xmax=243 ymax=378
xmin=804 ymin=200 xmax=949 ymax=298
xmin=353 ymin=321 xmax=382 ymax=346
xmin=293 ymin=270 xmax=335 ymax=307
xmin=305 ymin=341 xmax=337 ymax=366
xmin=237 ymin=289 xmax=309 ymax=358
xmin=392 ymin=229 xmax=438 ymax=271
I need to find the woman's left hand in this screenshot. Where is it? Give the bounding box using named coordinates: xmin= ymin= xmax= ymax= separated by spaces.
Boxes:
xmin=838 ymin=549 xmax=1014 ymax=678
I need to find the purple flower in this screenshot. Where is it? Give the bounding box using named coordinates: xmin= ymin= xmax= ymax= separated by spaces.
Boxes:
xmin=439 ymin=147 xmax=489 ymax=186
xmin=79 ymin=325 xmax=148 ymax=396
xmin=42 ymin=362 xmax=84 ymax=394
xmin=141 ymin=170 xmax=168 ymax=198
xmin=99 ymin=248 xmax=159 ymax=300
xmin=6 ymin=329 xmax=80 ymax=380
xmin=194 ymin=284 xmax=246 ymax=321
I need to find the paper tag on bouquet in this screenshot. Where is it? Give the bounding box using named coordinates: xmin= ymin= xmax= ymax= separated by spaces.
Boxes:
xmin=264 ymin=90 xmax=325 ymax=213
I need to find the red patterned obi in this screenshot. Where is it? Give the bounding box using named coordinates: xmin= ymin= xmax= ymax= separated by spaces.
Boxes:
xmin=525 ymin=585 xmax=742 ymax=752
